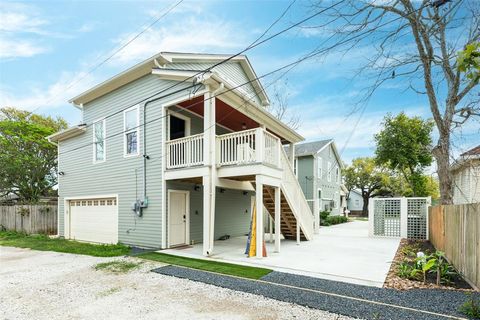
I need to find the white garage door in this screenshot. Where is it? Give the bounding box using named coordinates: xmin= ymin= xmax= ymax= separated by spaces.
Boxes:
xmin=68 ymin=198 xmax=118 ymax=244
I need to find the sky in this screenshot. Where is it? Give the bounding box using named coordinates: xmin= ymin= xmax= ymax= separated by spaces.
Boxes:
xmin=0 ymin=0 xmax=478 ymax=165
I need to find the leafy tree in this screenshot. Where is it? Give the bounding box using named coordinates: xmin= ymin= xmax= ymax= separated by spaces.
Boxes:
xmin=388 ymin=173 xmax=440 ymax=199
xmin=312 ymin=1 xmax=479 ymax=204
xmin=344 ymin=157 xmax=390 ymax=215
xmin=0 ymin=107 xmax=67 ymax=202
xmin=375 ymin=113 xmax=434 ymax=196
xmin=457 ymin=42 xmax=480 ymax=83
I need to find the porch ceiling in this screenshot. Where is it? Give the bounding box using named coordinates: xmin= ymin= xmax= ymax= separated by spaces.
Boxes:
xmin=177 ymin=96 xmax=259 ymax=132
xmin=176 ymin=96 xmax=291 ymax=143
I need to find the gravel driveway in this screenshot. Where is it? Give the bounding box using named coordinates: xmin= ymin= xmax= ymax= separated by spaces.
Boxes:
xmin=0 ymin=247 xmax=356 ymax=320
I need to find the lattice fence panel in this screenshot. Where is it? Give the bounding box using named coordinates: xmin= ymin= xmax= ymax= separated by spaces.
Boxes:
xmin=370 ymin=197 xmax=429 ymax=239
xmin=407 ymin=198 xmax=428 ymax=240
xmin=373 ymin=199 xmax=401 ymax=237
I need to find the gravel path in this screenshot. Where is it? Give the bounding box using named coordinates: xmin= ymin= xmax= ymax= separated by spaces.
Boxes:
xmin=154 ymin=265 xmax=476 ymax=320
xmin=0 ymin=247 xmax=355 ymax=320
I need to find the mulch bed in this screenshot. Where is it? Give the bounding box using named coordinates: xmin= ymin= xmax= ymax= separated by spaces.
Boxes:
xmin=384 ymin=239 xmax=474 ymax=291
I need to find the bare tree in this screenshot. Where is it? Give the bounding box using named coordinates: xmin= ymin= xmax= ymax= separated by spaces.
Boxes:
xmin=309 ymin=0 xmax=479 ymax=204
xmin=268 ymin=80 xmax=300 ymax=130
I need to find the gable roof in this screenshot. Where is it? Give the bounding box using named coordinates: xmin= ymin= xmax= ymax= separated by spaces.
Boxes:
xmin=461 ymin=145 xmax=480 ymax=157
xmin=287 ymin=139 xmax=332 ymax=157
xmin=286 ymin=139 xmax=345 ymax=168
xmin=69 ymin=52 xmax=269 ymax=106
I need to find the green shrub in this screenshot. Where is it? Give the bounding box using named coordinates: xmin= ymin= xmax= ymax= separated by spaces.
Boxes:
xmin=459 ymin=293 xmax=480 ymax=319
xmin=327 ymin=215 xmax=348 ymax=225
xmin=320 ymin=210 xmax=330 ymax=221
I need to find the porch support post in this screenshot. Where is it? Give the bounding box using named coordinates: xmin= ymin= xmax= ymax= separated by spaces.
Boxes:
xmin=288 ymin=143 xmax=295 ymax=168
xmin=274 ymin=186 xmax=281 ymax=253
xmin=255 ymin=175 xmax=264 ymax=258
xmin=313 ymin=155 xmax=320 ymax=234
xmin=296 ymin=223 xmax=300 ymax=245
xmin=202 ymin=175 xmax=212 ymax=256
xmin=203 ymin=89 xmax=217 ymax=256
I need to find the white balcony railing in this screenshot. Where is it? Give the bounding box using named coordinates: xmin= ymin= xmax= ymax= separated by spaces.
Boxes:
xmin=217 ymin=128 xmax=281 ymax=167
xmin=166 ymin=133 xmax=204 ymax=169
xmin=165 ymin=128 xmax=281 ymax=170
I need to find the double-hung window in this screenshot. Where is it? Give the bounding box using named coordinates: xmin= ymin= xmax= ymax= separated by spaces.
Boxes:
xmin=335 ymin=166 xmax=340 ymax=183
xmin=93 ymin=119 xmax=106 ymax=162
xmin=317 ymin=157 xmax=322 ymax=179
xmin=124 ymin=106 xmax=140 ymax=156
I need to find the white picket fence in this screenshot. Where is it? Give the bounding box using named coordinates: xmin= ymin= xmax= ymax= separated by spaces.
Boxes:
xmin=368 ymin=197 xmax=431 ymax=240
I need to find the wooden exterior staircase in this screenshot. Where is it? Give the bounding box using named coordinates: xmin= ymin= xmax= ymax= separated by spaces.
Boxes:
xmin=262 ymin=186 xmax=307 ymax=240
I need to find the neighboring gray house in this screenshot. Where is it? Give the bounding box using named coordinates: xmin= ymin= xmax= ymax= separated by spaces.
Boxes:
xmin=47 ymin=52 xmax=314 ymax=258
xmin=286 ymin=140 xmax=344 ymax=232
xmin=347 ymin=189 xmax=364 ymax=215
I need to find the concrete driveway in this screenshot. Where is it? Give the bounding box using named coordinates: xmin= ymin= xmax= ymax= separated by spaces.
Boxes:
xmin=164 ymin=221 xmax=400 ymax=287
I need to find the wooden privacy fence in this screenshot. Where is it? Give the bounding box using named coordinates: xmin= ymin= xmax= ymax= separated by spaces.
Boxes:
xmin=0 ymin=204 xmax=57 ymax=235
xmin=429 ymin=203 xmax=480 ymax=290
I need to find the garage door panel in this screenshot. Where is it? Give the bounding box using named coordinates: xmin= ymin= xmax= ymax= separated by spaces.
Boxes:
xmin=69 ymin=198 xmax=118 ymax=244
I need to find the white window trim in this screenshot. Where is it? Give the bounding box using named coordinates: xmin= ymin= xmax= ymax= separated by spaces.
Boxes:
xmin=167 ymin=110 xmax=191 ymax=140
xmin=123 ymin=105 xmax=141 ymax=158
xmin=317 ymin=157 xmax=323 ymax=179
xmin=336 ymin=166 xmax=340 ymax=183
xmin=92 ymin=118 xmax=106 ymax=163
xmin=327 ymin=161 xmax=332 ymax=182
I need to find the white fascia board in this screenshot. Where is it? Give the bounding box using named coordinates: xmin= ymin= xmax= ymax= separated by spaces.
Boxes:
xmin=151 ymin=68 xmax=213 ymax=83
xmin=47 ymin=124 xmax=87 ymax=142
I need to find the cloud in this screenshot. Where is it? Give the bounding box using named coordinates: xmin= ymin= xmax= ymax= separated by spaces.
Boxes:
xmin=0 ymin=3 xmax=47 ymax=34
xmin=0 ymin=71 xmax=97 ymax=112
xmin=109 ymin=17 xmax=244 ymax=65
xmin=0 ymin=37 xmax=49 ymax=59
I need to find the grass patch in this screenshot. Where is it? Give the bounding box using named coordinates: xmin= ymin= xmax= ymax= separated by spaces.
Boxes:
xmin=138 ymin=252 xmax=272 ymax=280
xmin=94 ymin=260 xmax=141 ymax=273
xmin=0 ymin=231 xmax=129 ymax=257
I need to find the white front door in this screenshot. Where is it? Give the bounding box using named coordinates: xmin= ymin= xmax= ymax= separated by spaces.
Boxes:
xmin=169 ymin=191 xmax=189 ymax=247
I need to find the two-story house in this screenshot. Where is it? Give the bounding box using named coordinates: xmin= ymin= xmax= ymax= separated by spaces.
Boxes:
xmin=452 ymin=145 xmax=480 ymax=204
xmin=287 ymin=140 xmax=344 ymax=233
xmin=47 ymin=52 xmax=314 ymax=258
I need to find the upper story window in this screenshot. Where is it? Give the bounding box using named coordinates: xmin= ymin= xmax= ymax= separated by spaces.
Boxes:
xmin=317 ymin=157 xmax=323 ymax=179
xmin=124 ymin=106 xmax=140 ymax=156
xmin=93 ymin=119 xmax=106 ymax=163
xmin=294 ymin=158 xmax=298 ymax=176
xmin=335 ymin=166 xmax=340 ymax=183
xmin=327 ymin=161 xmax=332 ymax=182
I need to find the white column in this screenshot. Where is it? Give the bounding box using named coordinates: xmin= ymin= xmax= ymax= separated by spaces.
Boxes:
xmin=313 ymin=156 xmax=319 ymax=234
xmin=296 ymin=223 xmax=300 ymax=245
xmin=202 ymin=175 xmax=211 ymax=256
xmin=203 ymin=90 xmax=217 ymax=255
xmin=274 ymin=186 xmax=281 ymax=253
xmin=288 ymin=143 xmax=295 ymax=168
xmin=269 ymin=214 xmax=273 ymax=243
xmin=368 ymin=198 xmax=374 ymax=237
xmin=255 ymin=175 xmax=264 ymax=258
xmin=400 ymin=197 xmax=408 ymax=238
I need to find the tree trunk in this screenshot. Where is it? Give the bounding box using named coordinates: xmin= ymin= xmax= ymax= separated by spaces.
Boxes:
xmin=433 ymin=128 xmax=454 ymax=205
xmin=362 ymin=196 xmax=369 ymax=216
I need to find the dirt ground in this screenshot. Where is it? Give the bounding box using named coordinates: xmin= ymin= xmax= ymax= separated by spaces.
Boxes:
xmin=0 ymin=246 xmax=356 ymax=320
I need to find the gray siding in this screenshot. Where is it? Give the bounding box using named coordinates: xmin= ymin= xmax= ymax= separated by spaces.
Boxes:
xmin=166 ymin=181 xmax=253 ymax=243
xmin=316 ymin=144 xmax=343 ymax=215
xmin=295 ymin=143 xmax=343 ymax=215
xmin=347 ymin=191 xmax=364 ymax=211
xmin=58 ymin=74 xmax=194 ymax=248
xmin=167 ymin=61 xmax=262 ymax=105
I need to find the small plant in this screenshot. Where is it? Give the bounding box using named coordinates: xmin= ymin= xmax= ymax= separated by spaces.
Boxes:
xmin=459 ymin=293 xmax=480 ymax=319
xmin=432 ymin=251 xmax=457 ymax=285
xmin=396 ymin=261 xmax=420 ymax=280
xmin=415 ymin=252 xmax=436 ymax=284
xmin=400 ymin=242 xmax=421 ymax=257
xmin=94 ymin=260 xmax=141 ymax=273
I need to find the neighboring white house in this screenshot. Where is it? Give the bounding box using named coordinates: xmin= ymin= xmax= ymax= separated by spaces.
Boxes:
xmin=452 ymin=145 xmax=480 ymax=204
xmin=347 ymin=189 xmax=364 ymax=215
